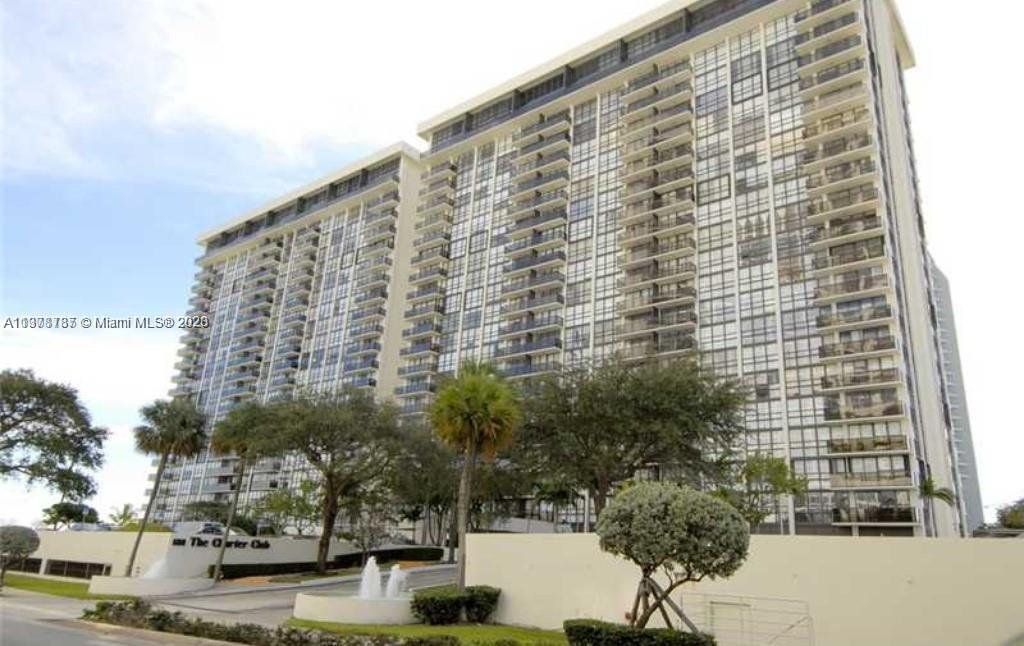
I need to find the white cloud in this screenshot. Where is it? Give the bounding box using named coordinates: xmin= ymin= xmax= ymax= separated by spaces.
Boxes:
xmin=0 ymin=327 xmax=180 ymax=524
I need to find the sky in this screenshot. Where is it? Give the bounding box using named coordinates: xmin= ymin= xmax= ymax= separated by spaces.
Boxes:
xmin=1 ymin=0 xmax=1020 ymax=527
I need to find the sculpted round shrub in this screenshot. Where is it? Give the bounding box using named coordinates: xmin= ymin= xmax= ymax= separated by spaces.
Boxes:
xmin=596 ymin=482 xmax=749 ymax=629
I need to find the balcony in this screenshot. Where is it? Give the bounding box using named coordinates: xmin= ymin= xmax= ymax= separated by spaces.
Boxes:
xmin=621 ymin=334 xmax=695 ymax=360
xmin=403 ymin=322 xmax=442 ymax=339
xmin=363 ymin=223 xmax=396 ymax=245
xmin=618 ymin=286 xmax=696 ymax=315
xmin=229 ymin=339 xmax=264 ymax=356
xmin=236 ymin=310 xmax=270 ymax=325
xmin=495 ymin=337 xmax=562 ymax=359
xmin=411 ymin=247 xmax=451 ymax=267
xmin=284 ymin=296 xmax=309 ymax=312
xmin=508 ymin=208 xmax=567 ymax=238
xmin=821 ymin=368 xmax=901 ymax=391
xmin=345 ymin=341 xmax=381 ymax=356
xmin=811 ymin=241 xmax=885 ymax=272
xmin=500 ymin=293 xmax=564 ymax=315
xmin=817 ymin=303 xmax=892 ymax=330
xmin=400 ymin=342 xmax=441 ymax=358
xmin=803 ymin=106 xmax=872 ymax=146
xmin=349 ymin=323 xmax=384 ymax=339
xmin=413 ymin=230 xmax=451 ymax=251
xmin=621 ymin=212 xmax=695 ymax=245
xmin=364 ymin=209 xmax=397 ymax=227
xmin=343 ymin=357 xmax=379 ymax=373
xmin=807 ymin=185 xmax=880 ymax=223
xmin=281 ymin=312 xmax=307 ymax=328
xmin=799 ymin=58 xmax=866 ymax=98
xmin=419 ymin=177 xmax=456 ymax=199
xmin=275 ymin=342 xmax=302 ymax=358
xmin=293 ymin=251 xmax=317 ymax=269
xmin=222 ymin=384 xmax=255 ymax=399
xmin=624 ymin=81 xmax=692 ymax=118
xmin=619 ymin=310 xmax=697 ymax=338
xmin=416 ymin=194 xmax=455 ymax=217
xmin=508 ymin=190 xmax=569 ymax=219
xmin=420 ymin=161 xmax=456 ymax=182
xmin=795 ymin=10 xmax=859 ymax=52
xmin=356 ymin=271 xmax=390 ymax=290
xmin=622 ymin=144 xmax=694 ymax=183
xmin=517 ymin=132 xmax=571 ymax=158
xmin=404 ymin=302 xmax=444 ymax=320
xmin=830 ymin=470 xmax=912 ymax=489
xmin=826 ymin=434 xmax=908 ymax=455
xmin=415 ymin=212 xmax=453 ymax=233
xmin=814 ymin=274 xmax=889 ymax=301
xmin=804 ymin=133 xmax=872 ymax=168
xmin=802 ymin=83 xmax=868 ymax=121
xmin=350 ymin=306 xmax=386 ymax=322
xmin=624 ymin=60 xmax=691 ymax=102
xmin=808 ymin=158 xmax=876 ymax=196
xmin=242 ymin=293 xmax=274 ymax=310
xmin=406 ymin=284 xmax=445 ymax=303
xmin=621 ymin=261 xmax=697 ymax=288
xmin=511 ymin=170 xmax=570 ymax=199
xmin=512 ymin=150 xmax=571 ymax=181
xmin=354 ymin=288 xmax=388 ymax=306
xmin=504 ymin=250 xmax=566 ymax=277
xmin=365 ymin=189 xmax=400 ymax=211
xmin=501 ymin=271 xmax=564 ymax=297
xmin=810 ymin=213 xmax=880 ymax=247
xmin=621 ymin=236 xmax=696 ymax=268
xmin=824 ymin=400 xmax=904 ymax=422
xmin=410 ymin=266 xmax=449 ymax=285
xmin=622 ymin=123 xmax=694 ymax=161
xmin=505 ymin=229 xmax=566 ymax=256
xmin=515 ymin=110 xmax=571 ymax=144
xmin=622 ymin=100 xmax=693 ymax=142
xmin=622 ymin=188 xmax=695 ymax=225
xmin=277 ymin=326 xmax=302 ymax=342
xmin=398 ymin=361 xmax=438 ymax=377
xmin=362 ymin=239 xmax=394 ymax=259
xmin=395 ymin=381 xmax=438 ymax=397
xmin=623 ymin=168 xmax=694 ymax=204
xmin=797 ymin=36 xmax=864 ymax=75
xmin=499 ymin=314 xmax=563 ymax=338
xmin=819 ymin=335 xmax=897 ymax=360
xmin=500 ymin=361 xmax=561 ymax=379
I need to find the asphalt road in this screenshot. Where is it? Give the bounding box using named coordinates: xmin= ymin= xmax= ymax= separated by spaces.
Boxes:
xmin=0 ymin=565 xmax=456 ymax=644
xmin=154 ymin=564 xmax=457 ymax=625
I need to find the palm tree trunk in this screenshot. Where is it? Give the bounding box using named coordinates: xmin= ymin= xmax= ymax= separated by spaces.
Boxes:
xmin=125 ymin=452 xmax=167 ymax=577
xmin=212 ymin=460 xmax=246 ymax=581
xmin=446 ymin=506 xmax=457 ymax=564
xmin=455 ymin=442 xmax=478 ymax=591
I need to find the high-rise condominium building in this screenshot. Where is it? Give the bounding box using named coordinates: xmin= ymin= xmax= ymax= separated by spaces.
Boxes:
xmin=929 ymin=258 xmax=983 ymax=533
xmin=157 ymin=0 xmax=973 ymax=537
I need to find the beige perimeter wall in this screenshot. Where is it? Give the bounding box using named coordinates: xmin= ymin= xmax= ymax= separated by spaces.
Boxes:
xmin=466 ymin=534 xmax=1024 ymax=646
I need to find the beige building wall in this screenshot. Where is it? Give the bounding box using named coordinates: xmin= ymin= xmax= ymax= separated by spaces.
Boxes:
xmin=28 ymin=530 xmax=173 ymax=579
xmin=466 ymin=533 xmax=1024 ymax=645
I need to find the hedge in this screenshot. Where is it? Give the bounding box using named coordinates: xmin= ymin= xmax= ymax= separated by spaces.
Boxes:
xmin=82 ymin=599 xmax=438 ymax=645
xmin=563 ymin=619 xmax=715 ymax=646
xmin=410 ymin=585 xmax=501 ymax=625
xmin=211 ymin=546 xmax=444 ymax=579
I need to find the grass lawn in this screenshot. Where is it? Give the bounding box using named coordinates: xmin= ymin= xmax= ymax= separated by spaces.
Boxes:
xmin=287 ymin=618 xmax=567 ymax=644
xmin=1 ymin=573 xmax=133 ymax=600
xmin=267 ymin=567 xmax=363 ymax=583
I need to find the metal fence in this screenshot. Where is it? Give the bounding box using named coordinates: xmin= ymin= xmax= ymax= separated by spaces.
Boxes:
xmin=679 ymin=592 xmax=814 ymax=646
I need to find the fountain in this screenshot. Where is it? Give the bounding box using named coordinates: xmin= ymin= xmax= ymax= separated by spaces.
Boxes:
xmin=293 ymin=557 xmax=416 ymax=624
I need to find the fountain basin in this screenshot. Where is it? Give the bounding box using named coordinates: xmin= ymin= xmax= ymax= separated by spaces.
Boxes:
xmin=293 ymin=592 xmax=415 ymax=624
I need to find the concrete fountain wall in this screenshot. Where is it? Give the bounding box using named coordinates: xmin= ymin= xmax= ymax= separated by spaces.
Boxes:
xmin=293 ymin=558 xmax=415 ymax=624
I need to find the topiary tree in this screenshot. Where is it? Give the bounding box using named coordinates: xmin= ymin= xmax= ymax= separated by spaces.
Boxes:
xmin=0 ymin=525 xmax=40 ymax=588
xmin=597 ymin=481 xmax=750 ymax=632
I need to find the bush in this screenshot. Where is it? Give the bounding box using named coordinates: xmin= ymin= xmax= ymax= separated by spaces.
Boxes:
xmin=463 ymin=585 xmax=501 ymax=623
xmin=411 ymin=586 xmax=465 ymax=625
xmin=410 ymin=585 xmax=501 ymax=625
xmin=404 ymin=638 xmax=460 ymax=646
xmin=564 ymin=619 xmax=715 ymax=646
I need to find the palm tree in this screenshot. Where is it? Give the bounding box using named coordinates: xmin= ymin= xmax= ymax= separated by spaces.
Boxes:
xmin=209 ymin=402 xmax=279 ymax=581
xmin=430 ymin=360 xmax=519 ymax=590
xmin=920 ymin=476 xmax=956 ymax=536
xmin=109 ymin=504 xmax=135 ymax=527
xmin=125 ymin=399 xmax=207 ymax=576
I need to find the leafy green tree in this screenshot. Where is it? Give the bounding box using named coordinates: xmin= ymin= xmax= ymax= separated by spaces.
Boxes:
xmin=0 ymin=369 xmax=108 ymax=500
xmin=182 ymin=500 xmax=231 ymax=523
xmin=209 ymin=402 xmax=281 ymax=581
xmin=520 ymin=359 xmax=746 ymax=517
xmin=533 ymin=479 xmax=582 ymax=532
xmin=126 ymin=398 xmax=207 ymax=576
xmin=430 ymin=360 xmax=520 ymax=591
xmin=389 ymin=427 xmax=459 ymax=547
xmin=250 ymin=481 xmax=321 ymax=536
xmin=344 ymin=490 xmax=394 ymax=565
xmin=108 ymin=504 xmax=136 ymax=527
xmin=597 ymin=482 xmax=749 ymax=631
xmin=0 ymin=526 xmax=40 ymax=588
xmin=715 ymin=453 xmax=807 ymax=532
xmin=997 ymin=497 xmax=1024 ymax=529
xmin=269 ymin=388 xmax=402 ymax=573
xmin=42 ymin=501 xmax=98 ymax=529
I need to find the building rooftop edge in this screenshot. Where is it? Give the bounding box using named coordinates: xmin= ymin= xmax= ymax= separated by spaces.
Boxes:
xmin=416 ymin=0 xmax=914 ymax=139
xmin=196 ymin=141 xmax=423 ymax=245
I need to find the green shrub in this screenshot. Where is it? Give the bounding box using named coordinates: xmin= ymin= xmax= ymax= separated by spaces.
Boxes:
xmin=411 ymin=586 xmax=466 ymax=625
xmin=403 ymin=637 xmax=460 ymax=646
xmin=564 ymin=619 xmax=715 ymax=645
xmin=463 ymin=585 xmax=501 ymax=623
